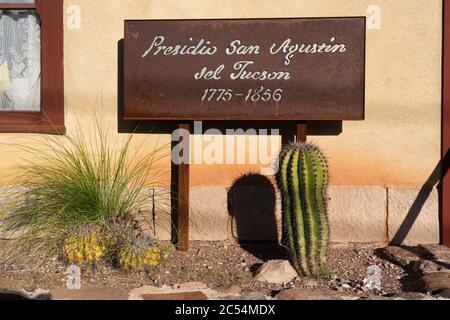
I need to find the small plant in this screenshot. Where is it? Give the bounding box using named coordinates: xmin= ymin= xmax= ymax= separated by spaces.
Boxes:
xmin=105 ymin=214 xmax=162 ymax=271
xmin=276 ymin=142 xmax=330 ymax=277
xmin=118 ymin=235 xmax=162 ymax=271
xmin=62 ymin=225 xmax=107 ymax=265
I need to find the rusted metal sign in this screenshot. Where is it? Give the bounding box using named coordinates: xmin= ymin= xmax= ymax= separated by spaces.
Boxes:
xmin=124 ymin=18 xmax=365 ymax=120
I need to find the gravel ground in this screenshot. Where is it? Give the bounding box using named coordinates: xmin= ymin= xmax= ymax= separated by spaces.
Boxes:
xmin=0 ymin=240 xmax=407 ymax=297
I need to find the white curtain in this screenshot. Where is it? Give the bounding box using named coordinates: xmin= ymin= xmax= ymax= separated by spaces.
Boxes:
xmin=0 ymin=8 xmax=40 ymax=111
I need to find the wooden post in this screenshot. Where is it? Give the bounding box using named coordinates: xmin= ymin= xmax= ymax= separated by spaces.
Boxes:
xmin=176 ymin=122 xmax=190 ymax=251
xmin=296 ymin=121 xmax=308 ymax=143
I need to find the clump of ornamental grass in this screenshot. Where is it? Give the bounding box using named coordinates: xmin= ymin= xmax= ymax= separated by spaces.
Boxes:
xmin=0 ymin=120 xmax=170 ymax=262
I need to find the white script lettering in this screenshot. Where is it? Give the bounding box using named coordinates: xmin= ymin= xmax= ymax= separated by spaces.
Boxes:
xmin=231 ymin=61 xmax=291 ymax=80
xmin=270 ymin=37 xmax=347 ymax=65
xmin=142 ymin=36 xmax=218 ymax=58
xmin=226 ymin=40 xmax=260 ymax=55
xmin=194 ymin=65 xmax=224 ymax=80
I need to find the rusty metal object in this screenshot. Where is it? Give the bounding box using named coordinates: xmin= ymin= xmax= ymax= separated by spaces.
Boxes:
xmin=124 ymin=18 xmax=365 ymax=121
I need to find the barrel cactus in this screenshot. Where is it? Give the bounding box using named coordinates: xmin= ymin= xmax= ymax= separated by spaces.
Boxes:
xmin=118 ymin=236 xmax=161 ymax=271
xmin=63 ymin=227 xmax=107 ymax=265
xmin=276 ymin=142 xmax=330 ymax=277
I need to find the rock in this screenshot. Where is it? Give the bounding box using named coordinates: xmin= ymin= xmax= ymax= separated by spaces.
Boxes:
xmin=436 ymin=289 xmax=450 ymax=299
xmin=0 ymin=288 xmax=50 ymax=300
xmin=342 ymin=283 xmax=352 ymax=290
xmin=0 ymin=290 xmax=35 ymax=300
xmin=130 ymin=285 xmax=218 ymax=301
xmin=376 ymin=246 xmax=422 ymax=269
xmin=397 ymin=292 xmax=447 ymax=300
xmin=129 ymin=284 xmax=253 ymax=301
xmin=412 ymin=260 xmax=445 ymax=274
xmin=142 ymin=291 xmax=208 ymax=300
xmin=50 ymin=287 xmax=129 ymax=300
xmin=219 ymin=292 xmax=269 ymax=300
xmin=255 ymin=260 xmax=298 ymax=284
xmin=129 ymin=285 xmax=170 ymax=300
xmin=236 ymin=292 xmax=269 ymax=300
xmin=360 ymin=286 xmax=370 ymax=293
xmin=302 ymin=279 xmax=319 ymax=288
xmin=214 ymin=284 xmax=241 ymax=295
xmin=419 ymin=271 xmax=450 ymax=294
xmin=376 ymin=246 xmax=448 ymax=274
xmin=366 ymin=296 xmax=405 ymax=300
xmin=397 ymin=292 xmax=429 ymax=300
xmin=20 ymin=289 xmax=51 ymax=300
xmin=365 ymin=293 xmax=446 ymax=301
xmin=419 ymin=245 xmax=450 ymax=267
xmin=174 ymin=282 xmax=208 ymax=290
xmin=276 ymin=288 xmax=358 ymax=300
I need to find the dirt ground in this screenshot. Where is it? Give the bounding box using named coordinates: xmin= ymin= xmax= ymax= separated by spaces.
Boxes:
xmin=0 ymin=240 xmax=407 ymax=297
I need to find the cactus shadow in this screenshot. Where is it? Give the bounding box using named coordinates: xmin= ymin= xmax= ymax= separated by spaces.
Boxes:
xmin=227 ymin=173 xmax=288 ymax=261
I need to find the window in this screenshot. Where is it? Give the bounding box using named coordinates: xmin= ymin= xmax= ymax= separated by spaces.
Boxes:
xmin=0 ymin=0 xmax=64 ymax=134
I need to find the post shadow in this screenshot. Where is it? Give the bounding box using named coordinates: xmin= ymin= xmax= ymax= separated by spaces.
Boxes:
xmin=390 ymin=150 xmax=449 ymax=244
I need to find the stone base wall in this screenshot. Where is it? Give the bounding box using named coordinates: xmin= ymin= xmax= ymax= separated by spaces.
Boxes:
xmin=153 ymin=185 xmax=440 ymax=245
xmin=0 ymin=185 xmax=440 ymax=245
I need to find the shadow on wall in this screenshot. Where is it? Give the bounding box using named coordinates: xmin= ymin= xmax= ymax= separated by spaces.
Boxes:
xmin=227 ymin=173 xmax=287 ymax=261
xmin=391 ymin=150 xmax=449 ymax=245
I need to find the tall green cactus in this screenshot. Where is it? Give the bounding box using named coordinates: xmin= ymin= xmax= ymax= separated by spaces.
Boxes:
xmin=277 ymin=143 xmax=329 ymax=277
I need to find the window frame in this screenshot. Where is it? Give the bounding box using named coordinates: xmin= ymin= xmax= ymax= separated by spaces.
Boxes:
xmin=0 ymin=0 xmax=64 ymax=134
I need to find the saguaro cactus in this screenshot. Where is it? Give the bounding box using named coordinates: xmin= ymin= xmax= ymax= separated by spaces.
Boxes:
xmin=277 ymin=143 xmax=329 ymax=277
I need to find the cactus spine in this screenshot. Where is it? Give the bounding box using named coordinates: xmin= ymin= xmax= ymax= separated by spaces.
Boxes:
xmin=277 ymin=143 xmax=329 ymax=277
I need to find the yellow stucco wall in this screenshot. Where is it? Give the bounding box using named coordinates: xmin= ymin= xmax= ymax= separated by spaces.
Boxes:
xmin=0 ymin=0 xmax=443 ymax=188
